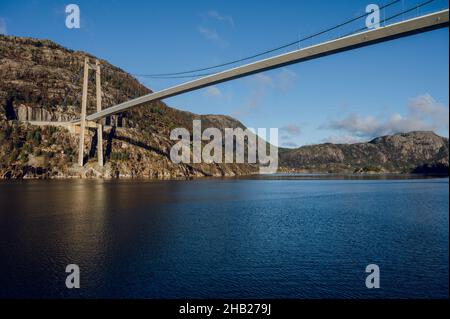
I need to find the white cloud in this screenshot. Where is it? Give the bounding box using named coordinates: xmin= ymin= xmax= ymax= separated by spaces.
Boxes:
xmin=322 ymin=135 xmax=364 ymax=144
xmin=197 ymin=26 xmax=220 ymax=41
xmin=321 ymin=113 xmax=382 ymax=136
xmin=204 ymin=86 xmax=222 ymax=97
xmin=0 ymin=18 xmax=7 ymax=35
xmin=197 ymin=25 xmax=229 ymax=47
xmin=232 ymin=74 xmax=272 ymax=116
xmin=320 ymin=94 xmax=449 ymax=139
xmin=251 ymin=70 xmax=298 ymax=90
xmin=281 ymin=141 xmax=299 ymax=148
xmin=246 ymin=74 xmax=273 ymax=110
xmin=232 ymin=71 xmax=298 ymax=117
xmin=279 ymin=124 xmax=301 ymax=148
xmin=280 ymin=124 xmax=301 ymax=136
xmin=250 ymin=73 xmax=272 ymax=87
xmin=197 ymin=10 xmax=234 ymax=47
xmin=207 ymin=10 xmax=234 ymax=28
xmin=408 ymin=94 xmax=449 ymax=130
xmin=276 ymin=69 xmax=298 ymax=92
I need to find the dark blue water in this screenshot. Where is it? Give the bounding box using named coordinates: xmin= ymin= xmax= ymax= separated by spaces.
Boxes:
xmin=0 ymin=178 xmax=448 ymax=299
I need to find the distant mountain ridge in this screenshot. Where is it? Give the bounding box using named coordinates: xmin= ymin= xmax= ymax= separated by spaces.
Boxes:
xmin=279 ymin=131 xmax=449 ymax=175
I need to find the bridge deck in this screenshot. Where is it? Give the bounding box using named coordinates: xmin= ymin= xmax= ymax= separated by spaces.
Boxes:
xmin=85 ymin=9 xmax=449 ymax=122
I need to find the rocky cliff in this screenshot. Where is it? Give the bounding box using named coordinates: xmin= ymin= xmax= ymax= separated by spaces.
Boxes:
xmin=279 ymin=131 xmax=449 ymax=175
xmin=0 ymin=35 xmax=257 ymax=179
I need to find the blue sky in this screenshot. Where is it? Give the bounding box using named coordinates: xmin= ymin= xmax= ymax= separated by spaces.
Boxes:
xmin=0 ymin=0 xmax=448 ymax=147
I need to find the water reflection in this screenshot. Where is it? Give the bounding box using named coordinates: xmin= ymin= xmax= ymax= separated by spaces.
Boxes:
xmin=0 ymin=178 xmax=448 ymax=298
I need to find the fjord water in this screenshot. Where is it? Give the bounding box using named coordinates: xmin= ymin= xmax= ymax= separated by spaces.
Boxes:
xmin=0 ymin=178 xmax=448 ymax=299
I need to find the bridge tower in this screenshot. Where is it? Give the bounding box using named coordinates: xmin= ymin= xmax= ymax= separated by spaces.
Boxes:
xmin=78 ymin=57 xmax=104 ymax=167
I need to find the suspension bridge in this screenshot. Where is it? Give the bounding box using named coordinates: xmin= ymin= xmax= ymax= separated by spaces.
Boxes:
xmin=24 ymin=5 xmax=449 ymax=167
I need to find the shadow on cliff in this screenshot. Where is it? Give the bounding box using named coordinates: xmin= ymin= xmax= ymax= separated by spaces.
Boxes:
xmin=100 ymin=126 xmax=211 ymax=176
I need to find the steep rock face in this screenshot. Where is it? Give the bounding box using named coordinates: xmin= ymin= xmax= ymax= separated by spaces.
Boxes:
xmin=0 ymin=120 xmax=256 ymax=179
xmin=279 ymin=131 xmax=449 ymax=174
xmin=0 ymin=35 xmax=149 ymax=124
xmin=369 ymin=131 xmax=448 ymax=163
xmin=0 ymin=35 xmax=258 ymax=179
